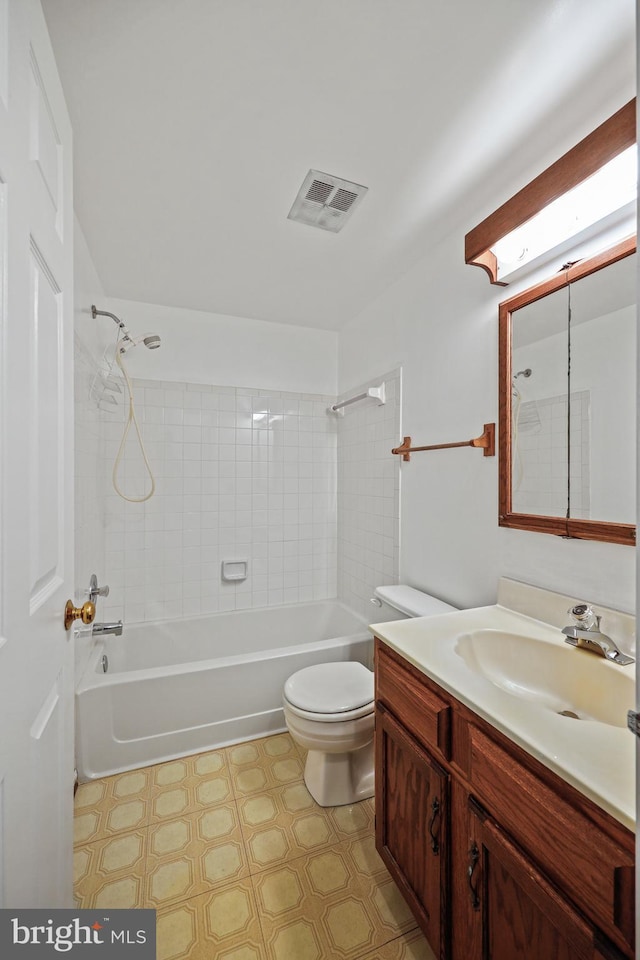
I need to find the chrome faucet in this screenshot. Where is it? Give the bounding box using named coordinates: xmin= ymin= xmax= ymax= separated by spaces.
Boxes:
xmin=92 ymin=621 xmax=123 ymax=637
xmin=561 ymin=603 xmax=634 ymax=666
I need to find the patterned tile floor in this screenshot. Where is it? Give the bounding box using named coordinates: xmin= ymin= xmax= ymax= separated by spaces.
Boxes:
xmin=74 ymin=733 xmax=435 ymax=960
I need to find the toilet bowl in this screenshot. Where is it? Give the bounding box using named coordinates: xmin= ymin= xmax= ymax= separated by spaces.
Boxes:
xmin=283 ymin=661 xmax=375 ymax=807
xmin=283 ymin=584 xmax=458 ymax=807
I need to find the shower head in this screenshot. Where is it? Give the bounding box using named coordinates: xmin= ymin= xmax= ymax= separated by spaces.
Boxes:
xmin=118 ymin=333 xmax=162 ymax=354
xmin=513 ymin=368 xmax=532 ymax=380
xmin=92 ymin=305 xmax=161 ymax=353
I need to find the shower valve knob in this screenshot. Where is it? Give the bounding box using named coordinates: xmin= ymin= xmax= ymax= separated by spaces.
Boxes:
xmin=89 ymin=574 xmax=110 ymax=603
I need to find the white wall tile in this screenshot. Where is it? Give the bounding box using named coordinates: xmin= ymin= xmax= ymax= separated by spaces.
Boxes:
xmin=100 ymin=379 xmax=338 ymax=622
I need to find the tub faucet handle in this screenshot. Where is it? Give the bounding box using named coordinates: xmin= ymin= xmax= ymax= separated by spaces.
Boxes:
xmin=89 ymin=573 xmax=110 ymax=603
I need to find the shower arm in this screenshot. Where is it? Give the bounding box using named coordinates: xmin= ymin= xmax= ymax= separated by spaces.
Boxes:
xmin=91 ymin=304 xmax=136 ymax=348
xmin=92 ymin=304 xmax=133 ymax=346
xmin=92 ymin=304 xmax=125 ymax=329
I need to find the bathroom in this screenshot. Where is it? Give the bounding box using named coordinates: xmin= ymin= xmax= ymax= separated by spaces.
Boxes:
xmin=0 ymin=0 xmax=636 ymax=956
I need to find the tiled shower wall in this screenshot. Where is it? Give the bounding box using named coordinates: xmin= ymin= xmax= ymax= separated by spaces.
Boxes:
xmin=337 ymin=369 xmax=401 ymax=620
xmin=100 ymin=380 xmax=337 ymax=624
xmin=75 ymin=336 xmax=105 ymax=580
xmin=74 ymin=334 xmax=107 ymax=675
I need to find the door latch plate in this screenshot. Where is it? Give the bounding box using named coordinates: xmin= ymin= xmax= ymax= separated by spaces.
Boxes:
xmin=626 ymin=710 xmax=640 ymax=737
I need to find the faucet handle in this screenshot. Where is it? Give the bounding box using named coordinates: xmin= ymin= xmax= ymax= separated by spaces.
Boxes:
xmin=568 ymin=602 xmax=591 ymax=620
xmin=568 ymin=603 xmax=599 ymax=630
xmin=89 ymin=573 xmax=110 ymax=603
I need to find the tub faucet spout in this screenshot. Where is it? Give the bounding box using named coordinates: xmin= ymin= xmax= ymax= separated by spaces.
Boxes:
xmin=92 ymin=621 xmax=123 ymax=637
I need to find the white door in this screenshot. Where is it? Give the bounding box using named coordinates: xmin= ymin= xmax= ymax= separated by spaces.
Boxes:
xmin=0 ymin=0 xmax=74 ymax=906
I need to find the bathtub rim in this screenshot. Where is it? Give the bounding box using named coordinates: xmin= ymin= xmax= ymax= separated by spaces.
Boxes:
xmin=76 ymin=599 xmax=370 ymax=693
xmin=115 ymin=597 xmax=366 ymax=636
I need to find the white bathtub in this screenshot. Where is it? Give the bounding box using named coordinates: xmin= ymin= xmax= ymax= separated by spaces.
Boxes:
xmin=75 ymin=600 xmax=371 ymax=780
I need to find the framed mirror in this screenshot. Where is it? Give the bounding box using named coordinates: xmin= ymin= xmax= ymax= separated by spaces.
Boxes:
xmin=498 ymin=236 xmax=636 ymax=545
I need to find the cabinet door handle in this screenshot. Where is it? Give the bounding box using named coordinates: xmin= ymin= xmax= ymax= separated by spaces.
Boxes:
xmin=428 ymin=796 xmax=440 ymax=855
xmin=467 ymin=842 xmax=480 ymax=910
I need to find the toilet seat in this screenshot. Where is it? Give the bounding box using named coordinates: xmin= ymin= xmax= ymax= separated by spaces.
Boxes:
xmin=283 ymin=697 xmax=374 ymax=723
xmin=284 ymin=662 xmax=374 ymax=721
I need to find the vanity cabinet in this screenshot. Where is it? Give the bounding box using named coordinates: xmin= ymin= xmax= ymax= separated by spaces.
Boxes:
xmin=455 ymin=791 xmax=628 ymax=960
xmin=376 ymin=705 xmax=448 ymax=956
xmin=374 ymin=640 xmax=635 ymax=960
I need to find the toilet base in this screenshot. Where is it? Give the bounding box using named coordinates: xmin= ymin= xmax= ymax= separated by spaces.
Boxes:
xmin=303 ymin=741 xmax=375 ymax=807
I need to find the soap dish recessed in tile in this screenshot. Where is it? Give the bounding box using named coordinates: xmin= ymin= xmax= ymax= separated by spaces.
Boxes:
xmin=221 ymin=560 xmax=248 ymax=582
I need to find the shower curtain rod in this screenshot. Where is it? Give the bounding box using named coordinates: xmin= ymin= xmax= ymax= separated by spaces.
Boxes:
xmin=330 ymin=383 xmax=386 ymax=413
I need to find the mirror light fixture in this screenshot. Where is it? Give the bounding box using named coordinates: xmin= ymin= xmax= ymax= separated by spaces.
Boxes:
xmin=493 ymin=147 xmax=636 ymax=281
xmin=465 ymin=100 xmax=636 ymax=285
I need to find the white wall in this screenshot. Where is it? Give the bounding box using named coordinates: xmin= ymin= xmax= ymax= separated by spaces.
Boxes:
xmin=101 ymin=298 xmax=338 ymax=396
xmin=339 ymin=211 xmax=635 ymax=616
xmin=337 ymin=369 xmax=401 ymax=620
xmin=340 ymin=230 xmax=501 ymax=610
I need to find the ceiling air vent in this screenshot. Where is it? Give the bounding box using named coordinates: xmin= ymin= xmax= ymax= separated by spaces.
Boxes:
xmin=288 ymin=170 xmax=368 ymax=233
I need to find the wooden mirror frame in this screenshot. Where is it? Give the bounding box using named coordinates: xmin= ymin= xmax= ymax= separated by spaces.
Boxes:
xmin=498 ymin=235 xmax=636 ymax=546
xmin=465 ymin=100 xmax=636 ymax=284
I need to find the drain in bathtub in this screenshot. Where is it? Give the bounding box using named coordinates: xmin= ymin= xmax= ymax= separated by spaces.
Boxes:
xmin=557 ymin=709 xmax=580 ymax=719
xmin=101 ymin=654 xmax=109 ymax=673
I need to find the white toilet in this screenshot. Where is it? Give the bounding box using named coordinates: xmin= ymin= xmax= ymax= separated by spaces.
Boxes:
xmin=283 ymin=584 xmax=458 ymax=806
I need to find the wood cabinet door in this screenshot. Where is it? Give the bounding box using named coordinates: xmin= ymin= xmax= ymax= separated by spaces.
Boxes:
xmin=463 ymin=799 xmax=625 ymax=960
xmin=375 ymin=704 xmax=448 ymax=957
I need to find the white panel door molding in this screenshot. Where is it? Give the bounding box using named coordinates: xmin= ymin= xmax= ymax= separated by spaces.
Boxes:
xmin=0 ymin=0 xmax=74 ymax=907
xmin=28 ymin=236 xmax=65 ymax=611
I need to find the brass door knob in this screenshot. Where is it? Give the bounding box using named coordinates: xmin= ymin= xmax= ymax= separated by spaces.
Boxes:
xmin=64 ymin=600 xmax=96 ymax=631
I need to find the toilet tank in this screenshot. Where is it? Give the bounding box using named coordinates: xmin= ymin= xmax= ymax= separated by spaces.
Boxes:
xmin=373 ymin=584 xmax=458 ymax=620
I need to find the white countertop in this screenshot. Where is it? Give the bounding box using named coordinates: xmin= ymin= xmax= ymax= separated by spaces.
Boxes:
xmin=370 ymin=603 xmax=635 ymax=831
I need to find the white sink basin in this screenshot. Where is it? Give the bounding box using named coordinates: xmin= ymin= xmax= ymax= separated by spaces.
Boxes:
xmin=370 ymin=596 xmax=636 ymax=829
xmin=454 ymin=629 xmax=634 ymax=728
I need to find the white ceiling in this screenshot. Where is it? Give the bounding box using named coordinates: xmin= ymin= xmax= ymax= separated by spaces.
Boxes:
xmin=41 ymin=0 xmax=635 ymax=331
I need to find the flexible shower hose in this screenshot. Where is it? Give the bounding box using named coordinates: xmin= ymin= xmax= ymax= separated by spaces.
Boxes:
xmin=112 ymin=345 xmax=156 ymax=502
